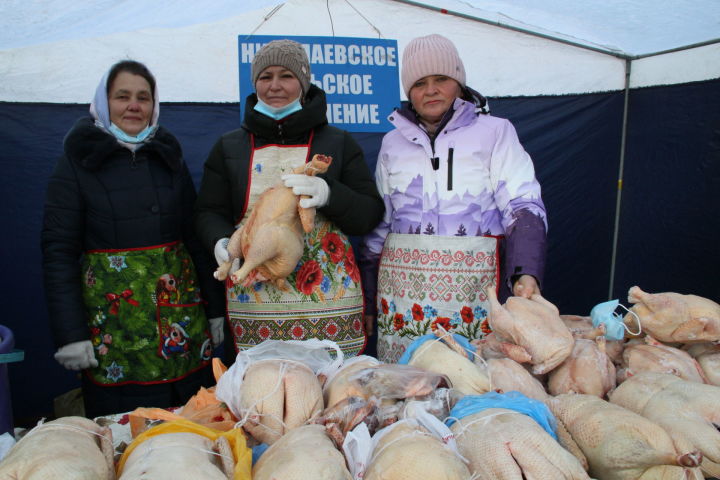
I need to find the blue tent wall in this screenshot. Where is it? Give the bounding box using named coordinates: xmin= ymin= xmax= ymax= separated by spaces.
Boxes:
xmin=0 ymin=79 xmax=716 ymax=423
xmin=614 ymin=78 xmax=720 ymax=301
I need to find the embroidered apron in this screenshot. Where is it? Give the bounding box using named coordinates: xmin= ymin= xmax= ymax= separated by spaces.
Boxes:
xmin=82 ymin=241 xmax=211 ymax=385
xmin=375 ymin=233 xmax=500 ymax=363
xmin=226 ymin=142 xmax=366 ymax=357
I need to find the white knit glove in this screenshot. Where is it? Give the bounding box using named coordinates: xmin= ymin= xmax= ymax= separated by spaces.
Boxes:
xmin=208 ymin=316 xmax=225 ymax=347
xmin=214 ymin=237 xmax=230 ymax=267
xmin=281 ymin=174 xmax=330 ymax=208
xmin=55 ymin=340 xmax=98 ymax=370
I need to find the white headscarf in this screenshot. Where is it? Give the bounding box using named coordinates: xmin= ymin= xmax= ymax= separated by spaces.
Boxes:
xmin=89 ymin=66 xmax=160 ymax=146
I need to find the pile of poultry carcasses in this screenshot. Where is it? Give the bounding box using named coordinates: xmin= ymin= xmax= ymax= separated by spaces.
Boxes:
xmin=2 ymin=286 xmax=719 ymax=480
xmin=236 ymin=285 xmax=719 ymax=480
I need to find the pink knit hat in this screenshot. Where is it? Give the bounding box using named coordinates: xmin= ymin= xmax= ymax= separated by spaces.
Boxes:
xmin=401 ymin=34 xmax=466 ymax=97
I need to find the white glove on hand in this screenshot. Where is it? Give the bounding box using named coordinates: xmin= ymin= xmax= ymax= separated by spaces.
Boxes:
xmin=281 ymin=174 xmax=330 ymax=208
xmin=54 ymin=340 xmax=98 ymax=370
xmin=214 ymin=237 xmax=230 ymax=267
xmin=209 ymin=316 xmax=225 ymax=347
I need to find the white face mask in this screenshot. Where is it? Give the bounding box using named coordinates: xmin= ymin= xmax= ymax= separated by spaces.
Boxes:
xmin=253 ymin=95 xmax=302 ymax=120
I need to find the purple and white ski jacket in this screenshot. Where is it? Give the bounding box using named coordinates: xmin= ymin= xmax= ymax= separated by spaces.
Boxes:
xmin=360 ymin=96 xmax=547 ymax=311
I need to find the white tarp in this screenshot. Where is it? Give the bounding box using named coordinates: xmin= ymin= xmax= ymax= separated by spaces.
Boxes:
xmin=0 ymin=0 xmax=718 ymax=103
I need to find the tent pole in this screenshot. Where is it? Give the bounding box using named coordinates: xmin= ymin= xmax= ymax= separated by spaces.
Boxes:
xmin=608 ymin=58 xmax=632 ymax=299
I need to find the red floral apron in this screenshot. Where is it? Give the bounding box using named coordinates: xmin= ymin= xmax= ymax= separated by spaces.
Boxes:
xmin=226 ymin=141 xmax=366 ymax=357
xmin=376 ymin=233 xmax=500 ymax=363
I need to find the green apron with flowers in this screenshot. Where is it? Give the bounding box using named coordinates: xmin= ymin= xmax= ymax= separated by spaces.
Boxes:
xmin=82 ymin=241 xmax=212 ymax=385
xmin=226 ymin=142 xmax=366 ymax=357
xmin=376 ymin=233 xmax=500 ymax=363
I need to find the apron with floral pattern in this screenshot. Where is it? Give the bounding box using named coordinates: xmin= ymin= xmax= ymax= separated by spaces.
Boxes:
xmin=82 ymin=241 xmax=211 ymax=385
xmin=226 ymin=141 xmax=366 ymax=357
xmin=376 ymin=233 xmax=500 ymax=363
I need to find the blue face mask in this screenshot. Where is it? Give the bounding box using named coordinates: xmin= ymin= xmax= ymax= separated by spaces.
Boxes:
xmin=253 ymin=96 xmax=302 ymax=120
xmin=590 ymin=299 xmax=641 ymax=341
xmin=109 ymin=123 xmax=156 ymax=144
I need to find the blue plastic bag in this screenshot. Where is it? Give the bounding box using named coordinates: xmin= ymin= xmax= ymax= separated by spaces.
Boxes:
xmin=398 ymin=333 xmax=476 ymax=365
xmin=446 ymin=391 xmax=558 ymax=440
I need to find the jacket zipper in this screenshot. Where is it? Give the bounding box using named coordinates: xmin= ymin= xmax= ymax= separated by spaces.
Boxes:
xmin=447 ymin=143 xmax=454 ymax=191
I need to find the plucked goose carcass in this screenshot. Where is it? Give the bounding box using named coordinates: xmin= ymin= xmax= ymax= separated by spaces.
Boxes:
xmin=253 ymin=424 xmax=352 ymax=480
xmin=626 ymin=286 xmax=720 ymax=343
xmin=449 ymin=407 xmax=591 ymax=479
xmin=609 ymin=372 xmax=720 ymax=478
xmin=239 ymin=358 xmax=323 ymax=445
xmin=486 ymin=287 xmax=574 ymax=374
xmin=548 ymin=337 xmax=617 ymax=397
xmin=214 ymin=154 xmax=332 ymax=290
xmin=0 ymin=416 xmax=114 ymax=480
xmin=119 ymin=432 xmax=233 ymax=480
xmin=548 ymin=393 xmax=702 ymax=480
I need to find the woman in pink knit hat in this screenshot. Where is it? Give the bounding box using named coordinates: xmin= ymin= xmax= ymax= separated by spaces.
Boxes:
xmin=360 ymin=34 xmax=547 ymax=363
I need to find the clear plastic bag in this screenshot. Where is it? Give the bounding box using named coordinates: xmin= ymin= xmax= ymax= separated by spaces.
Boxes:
xmin=347 ymin=364 xmax=449 ymax=400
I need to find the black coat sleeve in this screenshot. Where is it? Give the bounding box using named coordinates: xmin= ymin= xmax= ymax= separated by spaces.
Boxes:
xmin=319 ymin=132 xmax=384 ymax=236
xmin=194 ymin=137 xmax=238 ymax=253
xmin=178 ymin=162 xmax=226 ymax=319
xmin=41 ymin=156 xmax=90 ymax=348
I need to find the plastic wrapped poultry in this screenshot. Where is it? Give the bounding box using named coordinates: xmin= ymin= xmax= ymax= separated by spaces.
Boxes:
xmin=116 ymin=419 xmax=251 ymax=480
xmin=239 ymin=358 xmax=323 ymax=444
xmin=403 ymin=330 xmax=491 ymax=396
xmin=363 ymin=419 xmax=471 ymax=480
xmin=252 ymin=424 xmax=352 ymax=480
xmin=0 ymin=416 xmax=115 ymax=480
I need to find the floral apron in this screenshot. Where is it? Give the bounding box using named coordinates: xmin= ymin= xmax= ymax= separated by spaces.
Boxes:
xmin=376 ymin=233 xmax=500 ymax=363
xmin=82 ymin=241 xmax=211 ymax=385
xmin=226 ymin=142 xmax=366 ymax=357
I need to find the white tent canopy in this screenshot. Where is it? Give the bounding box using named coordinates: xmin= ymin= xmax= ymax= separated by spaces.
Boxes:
xmin=2 ymin=0 xmax=718 ymax=103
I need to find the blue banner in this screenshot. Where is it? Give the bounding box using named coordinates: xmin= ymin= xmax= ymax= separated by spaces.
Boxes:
xmin=238 ymin=35 xmax=399 ymax=133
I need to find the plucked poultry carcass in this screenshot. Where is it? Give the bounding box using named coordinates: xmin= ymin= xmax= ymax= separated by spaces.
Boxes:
xmin=406 ymin=328 xmax=491 ymax=395
xmin=684 ymin=342 xmax=720 ymax=386
xmin=609 ymin=372 xmax=720 ymax=478
xmin=323 ymin=355 xmax=380 ymax=408
xmin=626 ymin=286 xmax=720 ymax=343
xmin=252 ymin=424 xmax=352 ymax=480
xmin=0 ymin=416 xmax=115 ymax=480
xmin=617 ymin=336 xmax=709 ymax=384
xmin=214 ymin=154 xmax=332 ymax=289
xmin=560 ymin=314 xmax=625 ymax=364
xmin=486 ymin=287 xmax=574 ymax=374
xmin=239 ymin=358 xmax=323 ymax=444
xmin=548 ymin=337 xmax=617 ymax=397
xmin=363 ymin=421 xmax=471 ymax=480
xmin=119 ymin=432 xmax=234 ymax=480
xmin=548 ymin=393 xmax=702 ymax=480
xmin=449 ymin=407 xmax=591 ymax=479
xmin=486 ymin=357 xmax=549 ymax=401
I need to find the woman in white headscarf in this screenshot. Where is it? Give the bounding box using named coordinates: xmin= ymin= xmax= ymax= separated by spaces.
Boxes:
xmin=41 ymin=60 xmax=225 ymax=417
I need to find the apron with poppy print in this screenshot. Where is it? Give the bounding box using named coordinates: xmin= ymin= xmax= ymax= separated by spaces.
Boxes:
xmin=82 ymin=241 xmax=212 ymax=385
xmin=375 ymin=233 xmax=500 ymax=363
xmin=225 ymin=140 xmax=366 ymax=357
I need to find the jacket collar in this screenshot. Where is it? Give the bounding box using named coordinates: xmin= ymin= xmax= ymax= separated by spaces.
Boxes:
xmin=391 ymin=85 xmax=489 ymax=140
xmin=242 ymin=84 xmax=329 ymax=143
xmin=64 ymin=117 xmax=182 ymax=171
